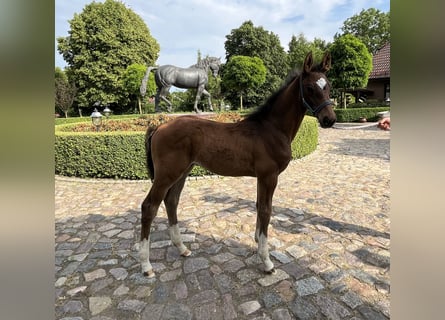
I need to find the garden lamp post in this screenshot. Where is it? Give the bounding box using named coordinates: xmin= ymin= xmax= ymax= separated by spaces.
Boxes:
xmin=90 ymin=108 xmax=103 ymax=132
xmin=103 ymin=105 xmax=112 ymax=119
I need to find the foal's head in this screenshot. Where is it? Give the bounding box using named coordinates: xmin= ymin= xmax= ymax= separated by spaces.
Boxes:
xmin=300 ymin=51 xmax=336 ymax=128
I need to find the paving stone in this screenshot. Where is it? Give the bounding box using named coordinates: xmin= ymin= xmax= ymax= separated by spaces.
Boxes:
xmin=295 ymin=276 xmax=324 ymax=296
xmin=183 ymin=257 xmax=209 ymax=274
xmin=285 ymin=245 xmax=307 ymax=259
xmin=141 ymin=304 xmax=164 ymax=320
xmin=63 ymin=300 xmax=83 ymax=314
xmin=214 ymin=273 xmax=232 ymax=294
xmin=194 ymin=302 xmax=222 ymax=320
xmin=109 ymin=267 xmax=128 ymax=280
xmin=162 ymin=303 xmax=192 ymax=320
xmin=358 ymin=305 xmax=388 ymax=320
xmin=128 ymin=272 xmax=156 ymax=285
xmin=174 ymin=280 xmax=188 ymax=300
xmin=55 ymin=276 xmax=67 ymax=287
xmin=289 ymin=297 xmax=319 ymax=320
xmin=84 ymin=268 xmax=106 ymax=282
xmin=223 ymin=258 xmax=245 ymax=273
xmin=270 ymin=251 xmax=292 ymax=264
xmin=341 ymin=291 xmax=363 ymax=309
xmin=117 ymin=230 xmax=134 ymax=239
xmin=98 ymin=259 xmax=118 ymax=266
xmin=239 ymin=300 xmax=261 ymax=315
xmin=279 ymin=263 xmax=309 ymax=280
xmin=315 ymin=294 xmax=351 ymax=319
xmin=271 ymin=308 xmax=293 ymax=320
xmin=210 ymin=252 xmax=235 ymax=264
xmin=67 ymin=286 xmax=87 ymax=297
xmin=258 ymin=268 xmax=289 ymax=287
xmin=262 ymin=291 xmax=283 ymax=309
xmin=89 ymin=297 xmax=112 ymax=316
xmin=113 ymin=284 xmax=129 ymax=296
xmin=117 ymin=299 xmax=146 ymax=313
xmin=222 ymin=294 xmax=237 ymax=320
xmin=160 ymin=268 xmax=182 ymax=282
xmin=190 ymin=289 xmax=219 ymax=306
xmin=89 ymin=278 xmax=114 ymax=294
xmin=237 ymin=269 xmax=262 ymax=285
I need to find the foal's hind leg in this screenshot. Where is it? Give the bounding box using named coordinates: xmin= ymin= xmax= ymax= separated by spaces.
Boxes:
xmin=164 ymin=173 xmax=192 ymax=257
xmin=139 ymin=180 xmax=172 ymax=277
xmin=256 ymin=175 xmax=278 ymax=274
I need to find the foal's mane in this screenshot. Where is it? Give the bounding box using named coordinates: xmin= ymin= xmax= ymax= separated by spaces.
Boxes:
xmin=244 ymin=69 xmax=301 ymax=122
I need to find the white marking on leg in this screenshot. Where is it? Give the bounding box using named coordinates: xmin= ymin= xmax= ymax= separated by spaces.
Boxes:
xmin=169 ymin=224 xmax=191 ymax=256
xmin=138 ymin=238 xmax=154 ymax=277
xmin=258 ymin=233 xmax=274 ymax=272
xmin=316 ymin=77 xmax=327 ymax=90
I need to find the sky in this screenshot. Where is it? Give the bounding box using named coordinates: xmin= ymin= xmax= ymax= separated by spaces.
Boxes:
xmin=55 ymin=0 xmax=390 ymax=69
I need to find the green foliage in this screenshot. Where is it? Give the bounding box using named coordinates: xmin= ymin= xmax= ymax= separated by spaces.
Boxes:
xmin=55 ymin=131 xmax=147 ymax=179
xmin=291 ymin=116 xmax=319 ymax=159
xmin=330 ymin=34 xmax=372 ymax=89
xmin=329 ymin=34 xmax=372 ymax=108
xmin=336 ymin=8 xmax=390 ymax=54
xmin=55 ymin=115 xmax=318 ymax=179
xmin=224 ymin=20 xmax=288 ymax=108
xmin=55 ymin=67 xmax=77 ymax=117
xmin=287 ymin=34 xmax=329 ymax=70
xmin=221 ymin=56 xmax=266 ymax=109
xmin=121 ymin=64 xmax=156 ymax=114
xmin=57 ymin=0 xmax=160 ymax=111
xmin=334 ymin=107 xmax=390 ymax=122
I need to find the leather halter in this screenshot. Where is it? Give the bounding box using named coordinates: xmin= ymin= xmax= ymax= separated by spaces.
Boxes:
xmin=300 ymin=76 xmax=333 ymax=115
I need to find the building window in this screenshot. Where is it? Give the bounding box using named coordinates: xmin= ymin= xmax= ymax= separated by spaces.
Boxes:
xmin=384 ymin=83 xmax=390 ymax=101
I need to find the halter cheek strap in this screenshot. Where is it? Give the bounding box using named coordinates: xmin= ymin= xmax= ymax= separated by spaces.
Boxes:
xmin=300 ymin=77 xmax=333 ymax=115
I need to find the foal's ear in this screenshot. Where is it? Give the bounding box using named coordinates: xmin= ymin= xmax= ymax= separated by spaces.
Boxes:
xmin=303 ymin=51 xmax=313 ymax=74
xmin=320 ymin=51 xmax=331 ymax=73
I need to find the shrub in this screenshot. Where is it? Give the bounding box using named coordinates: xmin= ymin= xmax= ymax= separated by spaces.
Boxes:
xmin=55 ymin=115 xmax=319 ymax=179
xmin=292 ymin=116 xmax=319 ymax=159
xmin=334 ymin=107 xmax=390 ymax=122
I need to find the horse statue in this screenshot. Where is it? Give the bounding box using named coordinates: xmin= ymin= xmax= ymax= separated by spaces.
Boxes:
xmin=140 ymin=56 xmax=221 ymax=113
xmin=137 ymin=51 xmax=337 ymax=278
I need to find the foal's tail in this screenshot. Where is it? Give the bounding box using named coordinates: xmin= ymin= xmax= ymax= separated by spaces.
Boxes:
xmin=140 ymin=66 xmax=158 ymax=97
xmin=145 ymin=127 xmax=157 ymax=181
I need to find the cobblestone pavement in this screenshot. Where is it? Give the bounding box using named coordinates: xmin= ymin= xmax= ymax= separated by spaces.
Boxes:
xmin=55 ymin=125 xmax=390 ymax=320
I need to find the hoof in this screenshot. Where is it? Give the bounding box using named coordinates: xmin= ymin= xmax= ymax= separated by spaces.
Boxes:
xmin=181 ymin=249 xmax=192 ymax=257
xmin=264 ymin=268 xmax=276 ymax=275
xmin=143 ymin=270 xmax=155 ymax=278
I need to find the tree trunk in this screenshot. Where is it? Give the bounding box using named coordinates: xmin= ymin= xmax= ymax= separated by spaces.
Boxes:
xmin=240 ymin=94 xmax=243 ymax=110
xmin=64 ymin=111 xmax=68 ymax=118
xmin=138 ymin=97 xmax=142 ymax=114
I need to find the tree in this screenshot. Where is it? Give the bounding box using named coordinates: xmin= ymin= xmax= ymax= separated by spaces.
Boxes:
xmin=287 ymin=33 xmax=329 ymax=70
xmin=224 ymin=20 xmax=288 ymax=108
xmin=329 ymin=34 xmax=372 ymax=108
xmin=57 ymin=0 xmax=159 ymax=112
xmin=221 ymin=56 xmax=266 ymax=109
xmin=336 ymin=8 xmax=390 ymax=54
xmin=121 ymin=64 xmax=156 ymax=114
xmin=55 ymin=67 xmax=77 ymax=118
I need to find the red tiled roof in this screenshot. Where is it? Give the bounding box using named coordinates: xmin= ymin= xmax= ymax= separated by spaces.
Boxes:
xmin=369 ymin=42 xmax=390 ymax=79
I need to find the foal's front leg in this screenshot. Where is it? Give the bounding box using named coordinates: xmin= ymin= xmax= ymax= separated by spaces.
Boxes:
xmin=256 ymin=175 xmax=278 ymax=274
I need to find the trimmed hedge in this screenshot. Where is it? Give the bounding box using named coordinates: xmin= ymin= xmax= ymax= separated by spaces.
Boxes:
xmin=55 ymin=115 xmax=319 ymax=179
xmin=334 ymin=107 xmax=390 ymax=122
xmin=292 ymin=116 xmax=318 ymax=159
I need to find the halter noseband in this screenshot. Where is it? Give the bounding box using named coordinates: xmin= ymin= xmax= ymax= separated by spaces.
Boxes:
xmin=300 ymin=76 xmax=333 ymax=115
